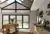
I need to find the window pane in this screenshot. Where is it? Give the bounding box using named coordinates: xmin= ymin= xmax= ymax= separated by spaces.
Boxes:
xmin=17 ymin=20 xmax=22 ymax=28
xmin=10 ymin=15 xmax=15 ymax=19
xmin=10 ymin=15 xmax=15 ymax=24
xmin=17 ymin=10 xmax=29 ymax=14
xmin=0 ymin=0 xmax=6 ymax=3
xmin=17 ymin=16 xmax=22 ymax=20
xmin=23 ymin=16 xmax=28 ymax=22
xmin=2 ymin=10 xmax=15 ymax=13
xmin=3 ymin=16 xmax=9 ymax=25
xmin=23 ymin=23 xmax=29 ymax=28
xmin=23 ymin=16 xmax=29 ymax=28
xmin=17 ymin=16 xmax=22 ymax=28
xmin=7 ymin=0 xmax=14 ymax=4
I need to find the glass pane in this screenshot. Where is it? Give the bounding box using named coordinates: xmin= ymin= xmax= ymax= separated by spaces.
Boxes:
xmin=17 ymin=0 xmax=33 ymax=8
xmin=7 ymin=0 xmax=14 ymax=4
xmin=16 ymin=0 xmax=23 ymax=3
xmin=17 ymin=16 xmax=22 ymax=20
xmin=10 ymin=15 xmax=15 ymax=19
xmin=3 ymin=15 xmax=9 ymax=25
xmin=23 ymin=23 xmax=29 ymax=28
xmin=0 ymin=0 xmax=6 ymax=3
xmin=23 ymin=16 xmax=28 ymax=22
xmin=17 ymin=3 xmax=27 ymax=9
xmin=17 ymin=10 xmax=29 ymax=14
xmin=4 ymin=3 xmax=15 ymax=9
xmin=2 ymin=10 xmax=15 ymax=13
xmin=17 ymin=16 xmax=22 ymax=28
xmin=10 ymin=15 xmax=15 ymax=24
xmin=17 ymin=20 xmax=22 ymax=28
xmin=23 ymin=16 xmax=29 ymax=28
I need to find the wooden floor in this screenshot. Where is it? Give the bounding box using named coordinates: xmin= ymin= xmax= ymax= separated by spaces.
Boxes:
xmin=0 ymin=31 xmax=50 ymax=34
xmin=18 ymin=32 xmax=32 ymax=34
xmin=0 ymin=32 xmax=32 ymax=34
xmin=0 ymin=29 xmax=32 ymax=34
xmin=0 ymin=29 xmax=50 ymax=34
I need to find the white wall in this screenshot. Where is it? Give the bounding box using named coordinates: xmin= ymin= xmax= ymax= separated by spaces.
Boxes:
xmin=31 ymin=0 xmax=50 ymax=23
xmin=31 ymin=0 xmax=44 ymax=11
xmin=0 ymin=0 xmax=37 ymax=29
xmin=0 ymin=8 xmax=37 ymax=29
xmin=39 ymin=0 xmax=50 ymax=22
xmin=30 ymin=11 xmax=37 ymax=28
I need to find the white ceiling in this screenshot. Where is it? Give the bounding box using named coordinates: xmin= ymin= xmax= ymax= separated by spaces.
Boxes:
xmin=31 ymin=0 xmax=44 ymax=11
xmin=31 ymin=0 xmax=50 ymax=11
xmin=0 ymin=0 xmax=50 ymax=11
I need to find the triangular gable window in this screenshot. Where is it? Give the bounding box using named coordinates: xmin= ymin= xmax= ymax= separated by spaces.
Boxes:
xmin=2 ymin=3 xmax=28 ymax=9
xmin=1 ymin=0 xmax=33 ymax=13
xmin=7 ymin=0 xmax=23 ymax=4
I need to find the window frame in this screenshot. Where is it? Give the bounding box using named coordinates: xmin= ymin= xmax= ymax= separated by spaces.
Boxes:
xmin=2 ymin=14 xmax=30 ymax=29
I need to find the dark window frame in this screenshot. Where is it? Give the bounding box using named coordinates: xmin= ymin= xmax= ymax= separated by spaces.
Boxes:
xmin=2 ymin=14 xmax=30 ymax=29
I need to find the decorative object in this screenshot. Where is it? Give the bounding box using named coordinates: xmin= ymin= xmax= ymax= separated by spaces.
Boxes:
xmin=38 ymin=10 xmax=44 ymax=24
xmin=46 ymin=10 xmax=50 ymax=15
xmin=48 ymin=2 xmax=50 ymax=8
xmin=30 ymin=25 xmax=39 ymax=34
xmin=39 ymin=10 xmax=44 ymax=17
xmin=44 ymin=20 xmax=49 ymax=27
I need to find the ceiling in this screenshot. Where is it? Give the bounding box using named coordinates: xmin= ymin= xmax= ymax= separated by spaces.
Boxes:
xmin=31 ymin=0 xmax=44 ymax=11
xmin=0 ymin=0 xmax=33 ymax=8
xmin=1 ymin=0 xmax=50 ymax=11
xmin=31 ymin=0 xmax=50 ymax=11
